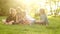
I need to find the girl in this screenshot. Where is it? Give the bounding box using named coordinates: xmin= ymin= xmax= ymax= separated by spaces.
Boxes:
xmin=3 ymin=8 xmax=17 ymax=24
xmin=15 ymin=7 xmax=25 ymax=24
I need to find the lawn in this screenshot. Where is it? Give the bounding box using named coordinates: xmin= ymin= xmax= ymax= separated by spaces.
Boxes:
xmin=0 ymin=16 xmax=60 ymax=34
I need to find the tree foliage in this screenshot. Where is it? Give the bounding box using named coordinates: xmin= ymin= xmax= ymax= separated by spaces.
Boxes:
xmin=0 ymin=0 xmax=60 ymax=16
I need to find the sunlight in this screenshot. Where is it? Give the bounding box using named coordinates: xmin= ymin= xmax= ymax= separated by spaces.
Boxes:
xmin=23 ymin=0 xmax=32 ymax=5
xmin=15 ymin=0 xmax=23 ymax=3
xmin=52 ymin=5 xmax=57 ymax=10
xmin=46 ymin=6 xmax=50 ymax=11
xmin=14 ymin=0 xmax=59 ymax=16
xmin=58 ymin=2 xmax=60 ymax=6
xmin=15 ymin=0 xmax=47 ymax=9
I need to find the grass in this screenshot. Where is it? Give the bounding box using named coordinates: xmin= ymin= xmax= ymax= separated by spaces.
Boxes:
xmin=0 ymin=16 xmax=60 ymax=34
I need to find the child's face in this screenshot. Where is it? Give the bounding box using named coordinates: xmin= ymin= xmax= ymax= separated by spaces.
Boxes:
xmin=39 ymin=9 xmax=45 ymax=14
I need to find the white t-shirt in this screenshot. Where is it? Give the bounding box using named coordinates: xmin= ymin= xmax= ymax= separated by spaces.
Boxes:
xmin=26 ymin=11 xmax=35 ymax=23
xmin=26 ymin=14 xmax=35 ymax=21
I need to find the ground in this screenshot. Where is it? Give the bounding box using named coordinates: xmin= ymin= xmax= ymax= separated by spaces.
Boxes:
xmin=0 ymin=16 xmax=60 ymax=34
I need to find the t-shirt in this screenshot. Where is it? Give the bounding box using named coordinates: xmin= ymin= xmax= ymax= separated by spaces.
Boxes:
xmin=40 ymin=14 xmax=48 ymax=23
xmin=26 ymin=14 xmax=35 ymax=23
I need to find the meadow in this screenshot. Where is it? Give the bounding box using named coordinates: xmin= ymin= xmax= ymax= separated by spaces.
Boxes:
xmin=0 ymin=16 xmax=60 ymax=34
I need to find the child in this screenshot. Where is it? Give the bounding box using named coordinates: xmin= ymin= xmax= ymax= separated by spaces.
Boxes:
xmin=36 ymin=8 xmax=48 ymax=25
xmin=15 ymin=7 xmax=25 ymax=24
xmin=3 ymin=8 xmax=17 ymax=24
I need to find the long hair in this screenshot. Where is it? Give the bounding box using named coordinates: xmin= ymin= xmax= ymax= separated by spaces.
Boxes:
xmin=9 ymin=8 xmax=17 ymax=17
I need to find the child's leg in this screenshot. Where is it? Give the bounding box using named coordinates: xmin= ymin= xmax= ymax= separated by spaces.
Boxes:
xmin=29 ymin=20 xmax=35 ymax=26
xmin=35 ymin=20 xmax=45 ymax=25
xmin=8 ymin=20 xmax=14 ymax=25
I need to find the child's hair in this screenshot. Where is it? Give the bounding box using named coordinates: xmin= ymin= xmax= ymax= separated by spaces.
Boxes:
xmin=16 ymin=7 xmax=26 ymax=18
xmin=39 ymin=8 xmax=46 ymax=14
xmin=9 ymin=8 xmax=17 ymax=17
xmin=16 ymin=7 xmax=23 ymax=13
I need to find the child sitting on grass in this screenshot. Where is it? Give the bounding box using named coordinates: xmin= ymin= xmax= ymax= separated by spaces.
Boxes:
xmin=36 ymin=8 xmax=49 ymax=25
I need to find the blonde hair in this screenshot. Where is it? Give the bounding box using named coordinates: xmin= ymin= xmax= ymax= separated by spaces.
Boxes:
xmin=16 ymin=7 xmax=26 ymax=19
xmin=9 ymin=8 xmax=17 ymax=17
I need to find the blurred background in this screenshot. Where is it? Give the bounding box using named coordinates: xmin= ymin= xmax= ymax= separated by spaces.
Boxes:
xmin=0 ymin=0 xmax=60 ymax=17
xmin=0 ymin=0 xmax=60 ymax=34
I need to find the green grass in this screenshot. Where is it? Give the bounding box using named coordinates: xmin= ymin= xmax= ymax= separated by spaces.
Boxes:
xmin=0 ymin=16 xmax=60 ymax=34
